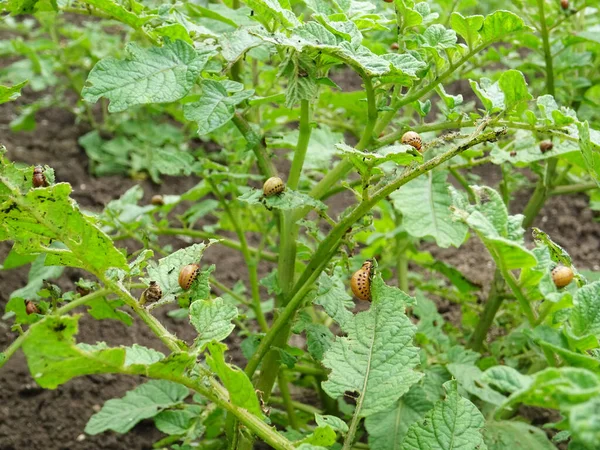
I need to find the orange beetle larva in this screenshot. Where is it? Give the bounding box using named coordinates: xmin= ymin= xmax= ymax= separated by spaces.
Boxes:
xmin=263 ymin=177 xmax=285 ymax=197
xmin=351 ymin=260 xmax=373 ymax=301
xmin=178 ymin=264 xmax=201 ymax=290
xmin=551 ymin=265 xmax=574 ymax=288
xmin=401 ymin=131 xmax=423 ymax=152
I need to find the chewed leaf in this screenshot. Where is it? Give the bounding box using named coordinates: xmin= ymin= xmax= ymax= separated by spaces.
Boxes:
xmin=322 ymin=276 xmax=422 ymax=417
xmin=337 ymin=142 xmax=422 ymax=167
xmin=83 ymin=40 xmax=212 ymax=112
xmin=189 ymin=298 xmax=238 ymax=350
xmin=239 ymin=188 xmax=326 ymax=211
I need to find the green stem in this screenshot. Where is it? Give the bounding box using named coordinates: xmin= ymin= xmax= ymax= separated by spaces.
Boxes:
xmin=551 ymin=182 xmax=598 ymax=195
xmin=394 ymin=213 xmax=409 ymax=292
xmin=522 ymin=158 xmax=558 ymax=229
xmin=278 ymin=371 xmax=300 ymax=429
xmin=342 ymin=403 xmax=363 ymax=450
xmin=449 ymin=167 xmax=475 ymax=203
xmin=232 ymin=113 xmax=277 ymax=178
xmin=146 ymin=227 xmax=277 ymax=262
xmin=244 ymin=126 xmax=506 ymax=380
xmin=288 ymin=100 xmax=312 ymax=190
xmin=537 ymin=0 xmax=555 ymax=96
xmin=208 ymin=178 xmax=269 ymax=333
xmin=211 ymin=277 xmax=252 ymax=306
xmin=495 ymin=260 xmax=536 ymax=326
xmin=468 ymin=270 xmax=505 ymax=351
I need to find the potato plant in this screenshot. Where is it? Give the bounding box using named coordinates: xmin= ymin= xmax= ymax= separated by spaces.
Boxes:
xmin=2 ymin=1 xmax=600 ymax=449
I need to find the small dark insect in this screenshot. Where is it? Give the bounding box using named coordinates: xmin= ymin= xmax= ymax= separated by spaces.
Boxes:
xmin=32 ymin=166 xmax=48 ymax=188
xmin=510 ymin=151 xmax=517 ymax=157
xmin=145 ymin=281 xmax=162 ymax=303
xmin=179 ymin=264 xmax=201 ymax=290
xmin=551 ymin=265 xmax=574 ymax=288
xmin=151 ymin=195 xmax=165 ymax=206
xmin=560 ymin=0 xmax=569 ymax=10
xmin=350 ymin=260 xmax=374 ymax=301
xmin=401 ymin=131 xmax=423 ymax=152
xmin=263 ymin=177 xmax=285 ymax=197
xmin=539 ymin=140 xmax=553 ymax=153
xmin=25 ymin=300 xmax=39 ymax=315
xmin=76 ymin=286 xmax=91 ymax=296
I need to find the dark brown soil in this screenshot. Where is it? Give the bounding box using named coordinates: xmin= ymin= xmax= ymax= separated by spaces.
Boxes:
xmin=1 ymin=82 xmax=599 ymax=450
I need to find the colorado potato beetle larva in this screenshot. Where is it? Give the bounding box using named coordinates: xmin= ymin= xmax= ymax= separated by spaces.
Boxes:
xmin=560 ymin=0 xmax=569 ymax=10
xmin=351 ymin=260 xmax=374 ymax=301
xmin=263 ymin=177 xmax=285 ymax=197
xmin=539 ymin=141 xmax=553 ymax=153
xmin=145 ymin=281 xmax=163 ymax=302
xmin=179 ymin=264 xmax=201 ymax=290
xmin=32 ymin=166 xmax=48 ymax=188
xmin=551 ymin=265 xmax=574 ymax=288
xmin=401 ymin=131 xmax=423 ymax=152
xmin=151 ymin=195 xmax=165 ymax=206
xmin=25 ymin=300 xmax=39 ymax=315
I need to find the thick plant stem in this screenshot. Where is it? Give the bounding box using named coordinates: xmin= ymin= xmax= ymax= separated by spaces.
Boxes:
xmin=232 ymin=113 xmax=277 ymax=178
xmin=288 ymin=100 xmax=312 ymax=190
xmin=244 ymin=127 xmax=506 ymax=380
xmin=522 ymin=158 xmax=558 ymax=229
xmin=537 ymin=0 xmax=555 ymax=96
xmin=468 ymin=270 xmax=504 ymax=351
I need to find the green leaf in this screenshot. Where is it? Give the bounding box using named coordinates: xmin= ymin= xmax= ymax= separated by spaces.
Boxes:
xmin=305 ymin=323 xmax=333 ymax=361
xmin=402 ymin=381 xmax=486 ymax=450
xmin=184 ymin=79 xmax=254 ymax=135
xmin=144 ymin=242 xmax=213 ymax=305
xmin=447 ymin=362 xmax=506 ymax=406
xmin=391 ymin=171 xmax=468 ymax=248
xmin=313 ymin=269 xmax=355 ymax=329
xmin=154 ymin=408 xmax=198 ymax=435
xmin=76 ymin=0 xmax=154 ymax=30
xmin=315 ymin=414 xmax=348 ymax=433
xmin=85 ymin=380 xmax=188 ymax=434
xmin=478 ymin=10 xmax=528 ymax=45
xmin=338 ymin=142 xmax=422 ymax=170
xmin=498 ymin=70 xmax=532 ymax=115
xmin=322 ymin=275 xmax=422 ymax=417
xmin=570 ymin=397 xmax=600 ymax=447
xmin=238 ymin=188 xmax=326 ymax=211
xmin=87 ymin=297 xmax=133 ymax=326
xmin=297 ymin=426 xmax=337 ymax=447
xmin=577 ymin=121 xmax=600 ymax=187
xmin=0 ymin=152 xmax=128 ymax=275
xmin=5 ymin=0 xmax=56 ymax=14
xmin=124 ymin=344 xmax=165 ymax=366
xmin=206 ymin=342 xmax=264 ymax=418
xmin=483 ymin=421 xmax=556 ymax=450
xmin=8 ymin=253 xmax=63 ymax=301
xmin=571 ymin=282 xmax=600 ymax=338
xmin=365 ymin=386 xmax=434 ymax=450
xmin=0 ymin=80 xmax=28 ymax=104
xmin=421 ymin=24 xmax=457 ymax=52
xmin=450 ymin=186 xmax=537 ymax=270
xmin=189 ymin=298 xmax=238 ymax=350
xmin=22 ymin=315 xmax=126 ymax=389
xmin=245 ymin=0 xmax=300 ymax=28
xmin=451 ymin=13 xmax=484 ymax=49
xmin=481 ymin=366 xmax=532 ymax=394
xmin=470 ymin=78 xmax=504 ymax=113
xmin=83 ymin=40 xmax=211 ymax=113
